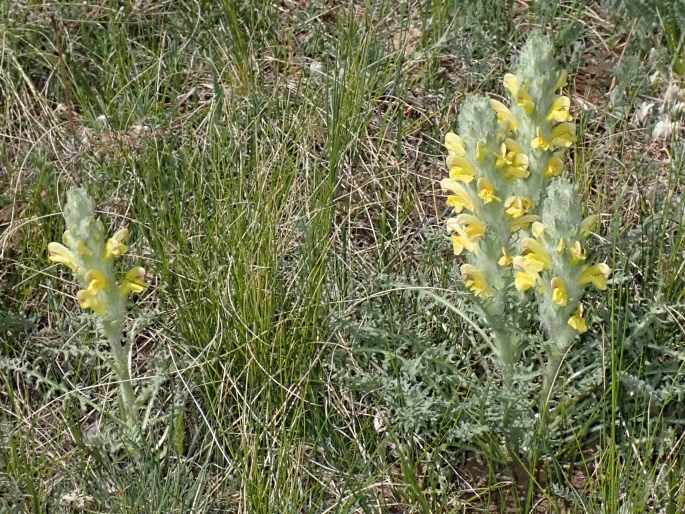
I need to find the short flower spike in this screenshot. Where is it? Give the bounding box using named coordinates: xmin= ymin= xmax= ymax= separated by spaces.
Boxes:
xmin=48 ymin=188 xmax=147 ymax=322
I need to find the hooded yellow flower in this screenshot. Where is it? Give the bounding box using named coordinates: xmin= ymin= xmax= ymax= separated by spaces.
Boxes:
xmin=498 ymin=247 xmax=512 ymax=267
xmin=446 ymin=215 xmax=485 ymax=255
xmin=547 ymin=96 xmax=572 ymax=122
xmin=531 ymin=128 xmax=550 ymax=151
xmin=496 ymin=139 xmax=529 ymax=179
xmin=76 ymin=271 xmax=108 ymax=315
xmin=550 ymin=123 xmax=575 ymax=148
xmin=551 ymin=277 xmax=568 ymax=306
xmin=503 ymin=73 xmax=535 ymax=114
xmin=545 ymin=153 xmax=564 ymax=177
xmin=490 ymin=99 xmax=518 ymax=131
xmin=105 ymin=228 xmax=129 ymax=259
xmin=447 ymin=212 xmax=485 ymax=239
xmin=48 ymin=242 xmax=80 ymax=272
xmin=451 ymin=234 xmax=479 ymax=255
xmin=446 ymin=154 xmax=476 ymax=183
xmin=570 ymin=241 xmax=586 ymax=264
xmin=504 ymin=196 xmax=533 ymax=219
xmin=461 ymin=264 xmax=493 ymax=297
xmin=510 ymin=214 xmax=539 ymax=232
xmin=514 ymin=269 xmax=538 ymax=292
xmin=444 ymin=132 xmax=466 ymax=156
xmin=440 ymin=178 xmax=475 ymax=213
xmin=568 ymin=304 xmax=588 ymax=333
xmin=579 ymin=263 xmax=611 ymax=290
xmin=120 ymin=267 xmax=147 ymax=297
xmin=477 ymin=177 xmax=500 ymax=204
xmin=521 ymin=238 xmax=553 ymax=271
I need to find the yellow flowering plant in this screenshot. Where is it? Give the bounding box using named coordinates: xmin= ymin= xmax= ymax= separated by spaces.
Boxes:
xmin=48 ymin=188 xmax=146 ymax=434
xmin=439 ymin=35 xmax=611 ymax=449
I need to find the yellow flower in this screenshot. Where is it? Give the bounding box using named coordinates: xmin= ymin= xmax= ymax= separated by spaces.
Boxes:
xmin=503 ymin=73 xmax=534 ymax=114
xmin=446 ymin=154 xmax=476 ymax=183
xmin=490 ymin=99 xmax=518 ymax=131
xmin=504 ymin=196 xmax=533 ymax=219
xmin=550 ymin=123 xmax=575 ymax=148
xmin=48 ymin=242 xmax=80 ymax=272
xmin=76 ymin=271 xmax=108 ymax=314
xmin=512 ymin=253 xmax=540 ymax=291
xmin=545 ymin=153 xmax=564 ymax=177
xmin=579 ymin=263 xmax=611 ymax=290
xmin=478 ymin=177 xmax=500 ymax=204
xmin=568 ymin=304 xmax=588 ymax=333
xmin=510 ymin=214 xmax=539 ymax=232
xmin=105 ymin=228 xmax=129 ymax=259
xmin=454 ymin=214 xmax=487 ymax=239
xmin=570 ymin=241 xmax=586 ymax=263
xmin=531 ymin=131 xmax=549 ymax=151
xmin=444 ymin=132 xmax=466 ymax=156
xmin=521 ymin=238 xmax=553 ymax=271
xmin=446 ymin=215 xmax=485 ymax=255
xmin=496 ymin=139 xmax=529 ymax=179
xmin=498 ymin=247 xmax=512 ymax=267
xmin=551 ymin=277 xmax=568 ymax=306
xmin=461 ymin=264 xmax=493 ymax=297
xmin=547 ymin=96 xmax=572 ymax=122
xmin=532 ymin=221 xmax=545 ymax=239
xmin=451 ymin=234 xmax=476 ymax=255
xmin=440 ymin=178 xmax=475 ymax=213
xmin=514 ymin=270 xmax=538 ymax=292
xmin=120 ymin=267 xmax=147 ymax=297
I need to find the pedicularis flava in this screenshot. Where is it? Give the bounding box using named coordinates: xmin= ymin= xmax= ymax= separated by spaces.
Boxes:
xmin=441 ymin=35 xmax=611 ymax=383
xmin=48 ymin=188 xmax=146 ymax=432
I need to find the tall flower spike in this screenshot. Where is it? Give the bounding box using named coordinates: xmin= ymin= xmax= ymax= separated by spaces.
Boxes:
xmin=47 ymin=187 xmax=149 ymax=438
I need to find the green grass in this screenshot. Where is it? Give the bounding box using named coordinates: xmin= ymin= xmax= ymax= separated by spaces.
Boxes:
xmin=1 ymin=1 xmax=685 ymax=512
